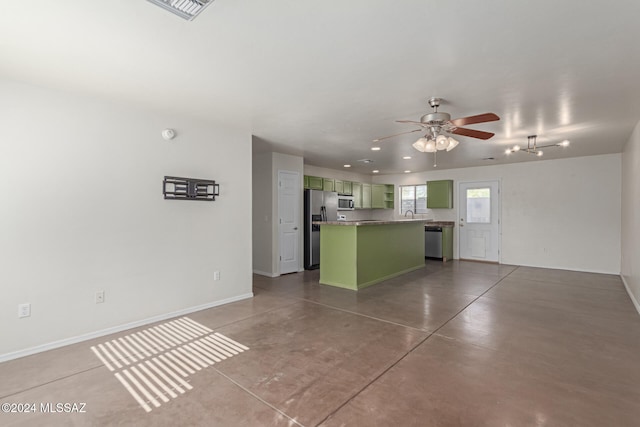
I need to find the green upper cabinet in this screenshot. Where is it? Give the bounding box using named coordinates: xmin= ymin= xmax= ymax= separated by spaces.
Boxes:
xmin=306 ymin=175 xmax=323 ymax=190
xmin=352 ymin=182 xmax=362 ymax=209
xmin=342 ymin=181 xmax=352 ymax=195
xmin=362 ymin=184 xmax=372 ymax=209
xmin=371 ymin=184 xmax=385 ymax=209
xmin=304 ymin=174 xmax=388 ymax=209
xmin=427 ymin=179 xmax=453 ymax=209
xmin=384 ymin=184 xmax=395 ymax=209
xmin=334 ymin=179 xmax=344 ymax=194
xmin=372 ymin=184 xmax=394 ymax=209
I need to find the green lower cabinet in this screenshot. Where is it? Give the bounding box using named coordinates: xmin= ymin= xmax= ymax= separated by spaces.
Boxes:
xmin=362 ymin=184 xmax=371 ymax=209
xmin=352 ymin=182 xmax=362 ymax=208
xmin=442 ymin=227 xmax=454 ymax=262
xmin=427 ymin=179 xmax=453 ymax=209
xmin=307 ymin=175 xmax=324 ymax=190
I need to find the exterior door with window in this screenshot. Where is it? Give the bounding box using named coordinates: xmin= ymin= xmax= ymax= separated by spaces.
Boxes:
xmin=459 ymin=181 xmax=500 ymax=262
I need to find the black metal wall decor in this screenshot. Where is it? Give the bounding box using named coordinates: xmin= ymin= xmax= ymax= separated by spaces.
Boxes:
xmin=163 ymin=176 xmax=220 ymax=201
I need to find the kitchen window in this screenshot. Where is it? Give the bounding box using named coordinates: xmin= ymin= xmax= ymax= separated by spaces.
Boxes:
xmin=400 ymin=184 xmax=427 ymax=214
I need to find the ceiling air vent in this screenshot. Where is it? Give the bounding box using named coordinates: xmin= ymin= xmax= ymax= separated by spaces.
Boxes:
xmin=357 ymin=159 xmax=374 ymax=164
xmin=147 ymin=0 xmax=214 ymax=21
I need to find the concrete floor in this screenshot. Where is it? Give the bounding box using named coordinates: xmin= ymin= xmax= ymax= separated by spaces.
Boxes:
xmin=1 ymin=260 xmax=639 ymax=426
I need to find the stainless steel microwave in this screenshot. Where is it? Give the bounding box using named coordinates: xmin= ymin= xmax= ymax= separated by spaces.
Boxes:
xmin=337 ymin=195 xmax=354 ymax=210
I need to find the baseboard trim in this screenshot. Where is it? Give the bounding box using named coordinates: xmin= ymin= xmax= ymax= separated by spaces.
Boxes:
xmin=621 ymin=275 xmax=640 ymax=316
xmin=0 ymin=292 xmax=254 ymax=363
xmin=507 ymin=261 xmax=619 ymax=276
xmin=253 ymin=269 xmax=279 ymax=278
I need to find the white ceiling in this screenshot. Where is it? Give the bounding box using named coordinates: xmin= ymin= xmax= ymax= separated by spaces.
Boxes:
xmin=2 ymin=0 xmax=640 ymax=174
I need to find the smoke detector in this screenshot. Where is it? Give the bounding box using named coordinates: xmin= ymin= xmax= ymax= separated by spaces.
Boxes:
xmin=147 ymin=0 xmax=215 ymax=21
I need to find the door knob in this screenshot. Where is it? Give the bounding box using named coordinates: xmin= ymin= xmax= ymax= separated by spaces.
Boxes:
xmin=460 ymin=224 xmax=464 ymax=227
xmin=293 ymin=227 xmax=298 ymax=230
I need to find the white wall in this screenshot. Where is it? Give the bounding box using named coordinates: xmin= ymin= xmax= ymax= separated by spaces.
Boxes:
xmin=372 ymin=154 xmax=621 ymax=274
xmin=0 ymin=79 xmax=253 ymax=360
xmin=252 ymin=151 xmax=273 ymax=275
xmin=621 ymin=121 xmax=640 ymax=312
xmin=252 ymin=151 xmax=304 ymax=277
xmin=304 ymin=164 xmax=372 ymax=184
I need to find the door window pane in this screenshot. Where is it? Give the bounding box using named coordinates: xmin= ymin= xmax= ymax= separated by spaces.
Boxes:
xmin=466 ymin=188 xmax=490 ymax=223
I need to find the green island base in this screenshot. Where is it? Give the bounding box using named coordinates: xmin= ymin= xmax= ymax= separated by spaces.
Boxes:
xmin=319 ymin=221 xmax=426 ymax=291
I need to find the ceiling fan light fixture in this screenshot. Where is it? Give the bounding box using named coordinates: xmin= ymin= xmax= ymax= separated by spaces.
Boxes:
xmin=445 ymin=137 xmax=459 ymax=151
xmin=436 ymin=134 xmax=449 ymax=151
xmin=375 ymin=98 xmax=500 ymax=164
xmin=412 ymin=137 xmax=428 ymax=152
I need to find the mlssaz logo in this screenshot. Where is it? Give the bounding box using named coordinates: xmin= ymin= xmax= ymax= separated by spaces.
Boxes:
xmin=40 ymin=403 xmax=87 ymax=413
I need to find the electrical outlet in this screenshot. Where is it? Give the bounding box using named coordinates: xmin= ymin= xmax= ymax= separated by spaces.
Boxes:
xmin=213 ymin=271 xmax=220 ymax=281
xmin=18 ymin=303 xmax=31 ymax=318
xmin=95 ymin=291 xmax=105 ymax=304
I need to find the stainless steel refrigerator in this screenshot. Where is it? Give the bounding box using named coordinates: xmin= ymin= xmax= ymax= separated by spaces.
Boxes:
xmin=304 ymin=189 xmax=338 ymax=269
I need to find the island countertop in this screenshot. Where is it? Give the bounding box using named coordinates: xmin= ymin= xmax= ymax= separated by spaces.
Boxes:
xmin=313 ymin=219 xmax=455 ymax=227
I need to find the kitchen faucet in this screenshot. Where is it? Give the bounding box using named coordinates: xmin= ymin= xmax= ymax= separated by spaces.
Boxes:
xmin=404 ymin=210 xmax=414 ymax=219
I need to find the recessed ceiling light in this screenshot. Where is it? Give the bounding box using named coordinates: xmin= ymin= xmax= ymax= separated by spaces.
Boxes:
xmin=343 ymin=164 xmax=351 ymax=168
xmin=372 ymin=170 xmax=379 ymax=173
xmin=404 ymin=170 xmax=411 ymax=173
xmin=371 ymin=147 xmax=381 ymax=151
xmin=146 ymin=0 xmax=215 ymax=21
xmin=403 ymin=156 xmax=412 ymax=160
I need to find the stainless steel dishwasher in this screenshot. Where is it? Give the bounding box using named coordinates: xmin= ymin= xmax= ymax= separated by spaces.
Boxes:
xmin=425 ymin=226 xmax=443 ymax=258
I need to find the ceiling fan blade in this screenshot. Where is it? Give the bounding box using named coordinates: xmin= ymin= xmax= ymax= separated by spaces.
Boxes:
xmin=450 ymin=127 xmax=495 ymax=140
xmin=373 ymin=128 xmax=422 ymax=142
xmin=449 ymin=113 xmax=500 ymax=127
xmin=396 ymin=120 xmax=431 ymax=127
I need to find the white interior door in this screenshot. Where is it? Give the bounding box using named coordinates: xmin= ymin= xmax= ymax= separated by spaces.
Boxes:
xmin=459 ymin=180 xmax=500 ymax=262
xmin=278 ymin=170 xmax=300 ymax=274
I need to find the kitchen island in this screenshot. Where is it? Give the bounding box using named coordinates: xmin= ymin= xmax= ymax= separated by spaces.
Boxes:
xmin=314 ymin=219 xmax=426 ymax=290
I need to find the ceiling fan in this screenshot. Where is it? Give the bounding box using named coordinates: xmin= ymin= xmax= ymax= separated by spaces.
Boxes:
xmin=373 ymin=97 xmax=500 ymax=153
